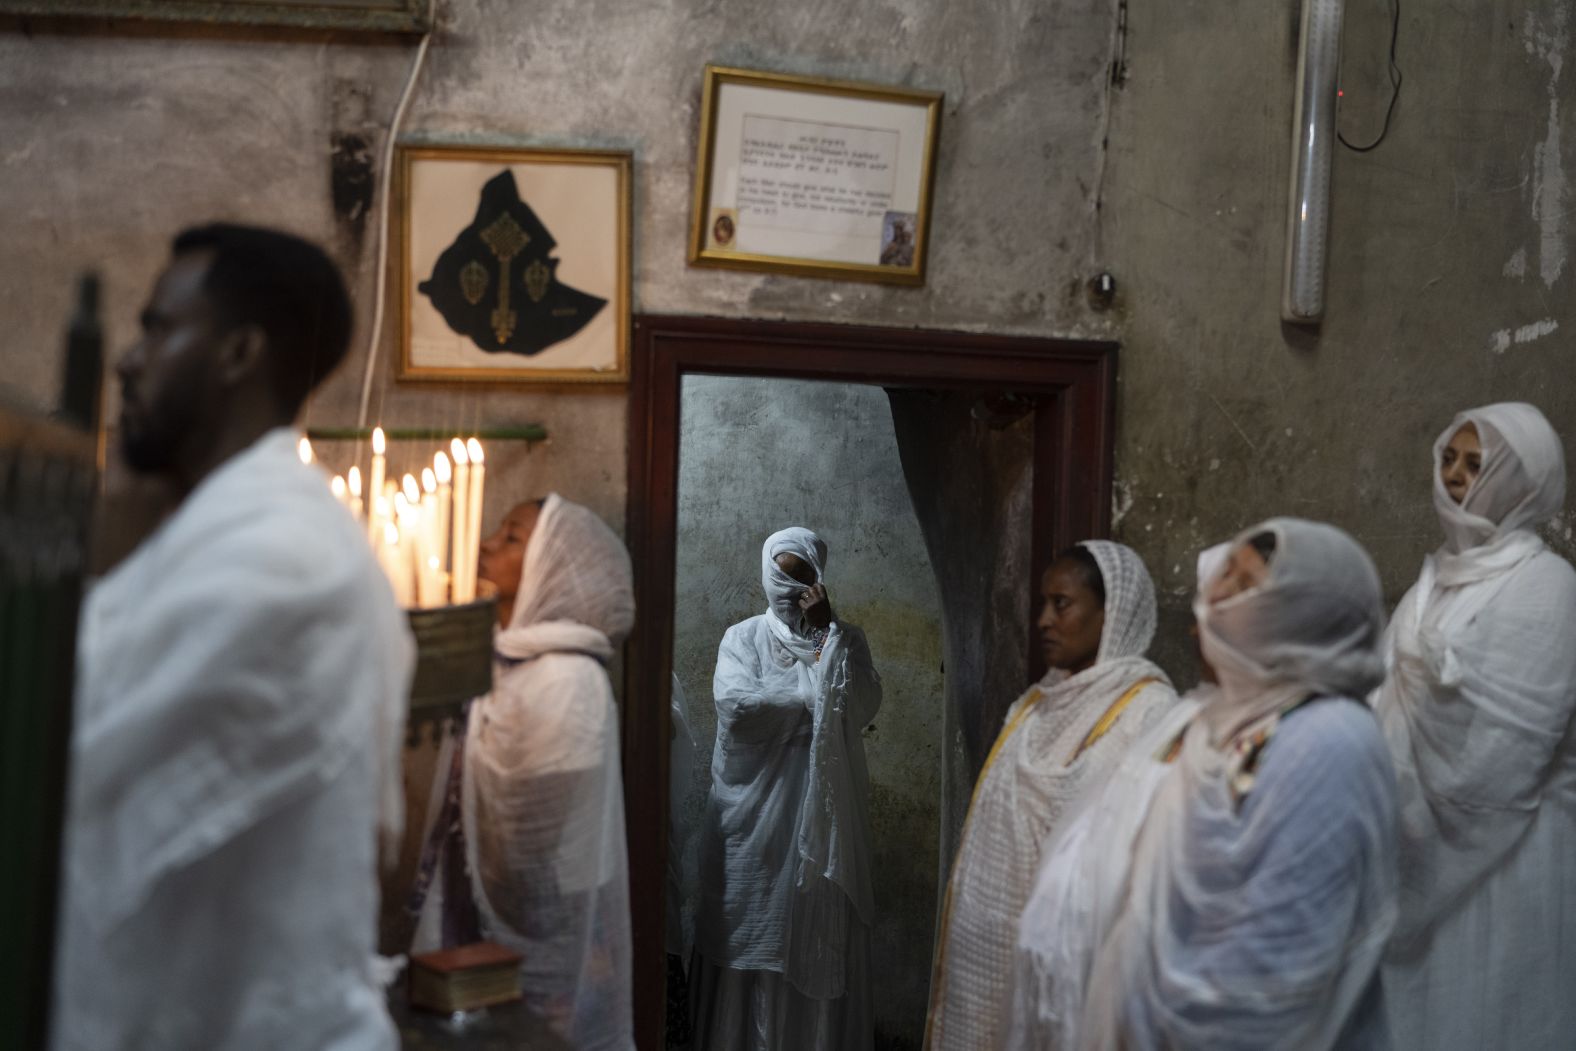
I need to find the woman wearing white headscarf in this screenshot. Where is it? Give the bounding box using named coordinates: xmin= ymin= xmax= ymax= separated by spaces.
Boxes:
xmin=1004 ymin=544 xmax=1228 ymax=1050
xmin=691 ymin=527 xmax=883 ymax=1050
xmin=458 ymin=494 xmax=635 ymax=1050
xmin=1372 ymin=403 xmax=1576 ymax=1051
xmin=1082 ymin=519 xmax=1398 ymax=1050
xmin=926 ymin=541 xmax=1177 ymax=1051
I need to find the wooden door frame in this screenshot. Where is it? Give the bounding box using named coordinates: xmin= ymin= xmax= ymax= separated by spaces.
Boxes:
xmin=622 ymin=314 xmax=1117 ymax=1046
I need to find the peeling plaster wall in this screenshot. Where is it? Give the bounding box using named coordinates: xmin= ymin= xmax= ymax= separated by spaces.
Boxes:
xmin=672 ymin=375 xmax=943 ymax=1048
xmin=1100 ymin=0 xmax=1576 ymax=679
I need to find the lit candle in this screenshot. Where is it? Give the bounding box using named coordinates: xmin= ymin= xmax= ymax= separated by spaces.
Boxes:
xmin=298 ymin=436 xmax=313 ymax=465
xmin=367 ymin=426 xmax=387 ymax=543
xmin=419 ymin=468 xmax=440 ymax=606
xmin=433 ymin=452 xmax=453 ymax=603
xmin=347 ymin=466 xmax=364 ymax=524
xmin=450 ymin=438 xmax=470 ymax=603
xmin=330 ymin=474 xmax=348 ymax=508
xmin=465 ymin=438 xmax=486 ymax=604
xmin=380 ymin=521 xmax=411 ymax=607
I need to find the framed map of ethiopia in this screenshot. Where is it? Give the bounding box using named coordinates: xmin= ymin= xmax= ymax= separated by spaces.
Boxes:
xmin=394 ymin=143 xmax=631 ymax=384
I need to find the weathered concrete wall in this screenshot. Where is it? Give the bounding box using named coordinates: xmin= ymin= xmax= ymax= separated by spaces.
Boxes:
xmin=1101 ymin=0 xmax=1576 ymax=680
xmin=672 ymin=375 xmax=943 ymax=1049
xmin=0 ymin=0 xmax=1117 ymax=539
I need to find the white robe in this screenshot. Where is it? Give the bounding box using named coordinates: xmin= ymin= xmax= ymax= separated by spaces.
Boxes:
xmin=52 ymin=428 xmax=412 ymax=1051
xmin=1373 ymin=403 xmax=1576 ymax=1051
xmin=1005 ymin=694 xmax=1203 ymax=1050
xmin=927 ymin=540 xmax=1176 ymax=1051
xmin=692 ymin=524 xmax=883 ymax=1051
xmin=455 ymin=493 xmax=637 ymax=1051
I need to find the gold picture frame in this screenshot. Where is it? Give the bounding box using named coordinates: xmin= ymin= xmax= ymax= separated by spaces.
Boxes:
xmin=0 ymin=0 xmax=428 ymax=32
xmin=688 ymin=65 xmax=943 ymax=286
xmin=394 ymin=143 xmax=631 ymax=385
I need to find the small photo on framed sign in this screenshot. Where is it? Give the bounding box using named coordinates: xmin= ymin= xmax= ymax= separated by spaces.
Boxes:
xmin=395 ymin=143 xmax=631 ymax=385
xmin=688 ymin=66 xmax=943 ymax=285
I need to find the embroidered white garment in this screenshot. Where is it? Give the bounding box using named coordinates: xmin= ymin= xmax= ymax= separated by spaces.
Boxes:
xmin=692 ymin=527 xmax=883 ymax=1051
xmin=462 ymin=493 xmax=637 ymax=1051
xmin=53 ymin=428 xmax=413 ymax=1051
xmin=1082 ymin=519 xmax=1397 ymax=1051
xmin=926 ymin=541 xmax=1176 ymax=1051
xmin=1371 ymin=403 xmax=1576 ymax=1051
xmin=1005 ymin=544 xmax=1226 ymax=1051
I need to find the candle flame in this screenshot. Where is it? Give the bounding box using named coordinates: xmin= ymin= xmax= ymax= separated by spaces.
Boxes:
xmin=348 ymin=465 xmax=362 ymax=497
xmin=372 ymin=427 xmax=386 ymax=455
xmin=402 ymin=473 xmax=421 ymax=504
xmin=450 ymin=437 xmax=468 ymax=466
xmin=297 ymin=437 xmax=313 ymax=464
xmin=384 ymin=522 xmax=399 ymax=545
xmin=428 ymin=555 xmax=440 ymax=570
xmin=422 ymin=467 xmax=437 ymax=493
xmin=467 ymin=437 xmax=484 ymax=464
xmin=434 ymin=451 xmax=452 ymax=484
xmin=331 ymin=476 xmax=347 ymax=498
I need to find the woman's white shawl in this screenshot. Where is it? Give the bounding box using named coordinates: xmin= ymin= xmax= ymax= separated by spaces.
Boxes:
xmin=1372 ymin=403 xmax=1576 ymax=1050
xmin=1081 ymin=519 xmax=1397 ymax=1051
xmin=54 ymin=428 xmax=413 ymax=1051
xmin=462 ymin=494 xmax=636 ymax=1051
xmin=695 ymin=527 xmax=883 ymax=1000
xmin=926 ymin=541 xmax=1176 ymax=1051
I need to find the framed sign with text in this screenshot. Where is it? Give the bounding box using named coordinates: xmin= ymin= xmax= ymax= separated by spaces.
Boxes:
xmin=688 ymin=66 xmax=943 ymax=285
xmin=394 ymin=143 xmax=631 ymax=384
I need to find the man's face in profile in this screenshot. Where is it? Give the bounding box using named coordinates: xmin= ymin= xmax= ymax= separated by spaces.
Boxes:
xmin=116 ymin=251 xmax=224 ymax=473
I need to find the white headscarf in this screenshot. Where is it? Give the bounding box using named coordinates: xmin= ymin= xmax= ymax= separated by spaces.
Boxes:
xmin=1375 ymin=403 xmax=1576 ymax=951
xmin=1432 ymin=402 xmax=1565 ymax=561
xmin=1197 ymin=518 xmax=1387 ymax=747
xmin=1082 ymin=519 xmax=1396 ymax=1051
xmin=761 ymin=525 xmax=829 ymax=642
xmin=494 ymin=493 xmax=635 ymax=663
xmin=927 ymin=541 xmax=1176 ymax=1051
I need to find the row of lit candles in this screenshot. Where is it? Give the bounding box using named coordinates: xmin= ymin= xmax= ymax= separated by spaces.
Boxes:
xmin=300 ymin=427 xmax=487 ymax=609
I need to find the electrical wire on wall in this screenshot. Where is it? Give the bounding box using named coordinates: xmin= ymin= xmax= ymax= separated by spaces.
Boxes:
xmin=356 ymin=0 xmax=437 ymax=430
xmin=1338 ymin=0 xmax=1402 ymax=152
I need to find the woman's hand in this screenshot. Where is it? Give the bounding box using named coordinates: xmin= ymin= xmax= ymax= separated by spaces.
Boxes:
xmin=799 ymin=582 xmax=832 ymax=630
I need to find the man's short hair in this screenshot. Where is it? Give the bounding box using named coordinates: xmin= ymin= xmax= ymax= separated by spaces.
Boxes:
xmin=171 ymin=224 xmax=353 ymax=416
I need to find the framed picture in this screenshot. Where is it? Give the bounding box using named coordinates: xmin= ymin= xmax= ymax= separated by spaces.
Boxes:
xmin=394 ymin=143 xmax=631 ymax=385
xmin=688 ymin=66 xmax=943 ymax=285
xmin=0 ymin=0 xmax=428 ymax=32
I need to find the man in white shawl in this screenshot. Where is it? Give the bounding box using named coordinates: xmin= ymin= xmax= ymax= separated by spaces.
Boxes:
xmin=53 ymin=225 xmax=413 ymax=1050
xmin=691 ymin=527 xmax=883 ymax=1050
xmin=1005 ymin=544 xmax=1227 ymax=1050
xmin=1082 ymin=519 xmax=1398 ymax=1050
xmin=459 ymin=495 xmax=636 ymax=1050
xmin=1372 ymin=403 xmax=1576 ymax=1051
xmin=926 ymin=541 xmax=1176 ymax=1051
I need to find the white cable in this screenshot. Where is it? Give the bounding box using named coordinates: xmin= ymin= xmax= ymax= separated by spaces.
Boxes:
xmin=356 ymin=1 xmax=436 ymax=428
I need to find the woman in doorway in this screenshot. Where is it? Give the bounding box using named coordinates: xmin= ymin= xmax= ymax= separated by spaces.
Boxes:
xmin=1081 ymin=520 xmax=1397 ymax=1049
xmin=691 ymin=527 xmax=883 ymax=1051
xmin=1374 ymin=403 xmax=1576 ymax=1051
xmin=926 ymin=541 xmax=1176 ymax=1051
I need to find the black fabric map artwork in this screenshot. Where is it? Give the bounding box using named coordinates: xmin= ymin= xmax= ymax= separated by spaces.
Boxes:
xmin=418 ymin=170 xmax=607 ymax=356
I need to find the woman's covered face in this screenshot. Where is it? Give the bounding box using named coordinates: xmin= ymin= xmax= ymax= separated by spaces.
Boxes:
xmin=1439 ymin=422 xmax=1482 ymax=505
xmin=1037 ymin=559 xmax=1105 ymax=674
xmin=774 ymin=551 xmax=817 ymax=587
xmin=1205 ymin=542 xmax=1271 ymax=605
xmin=478 ymin=501 xmax=542 ymax=600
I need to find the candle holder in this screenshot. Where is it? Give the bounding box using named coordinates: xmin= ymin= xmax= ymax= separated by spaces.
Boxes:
xmin=406 ymin=580 xmax=498 ymax=741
